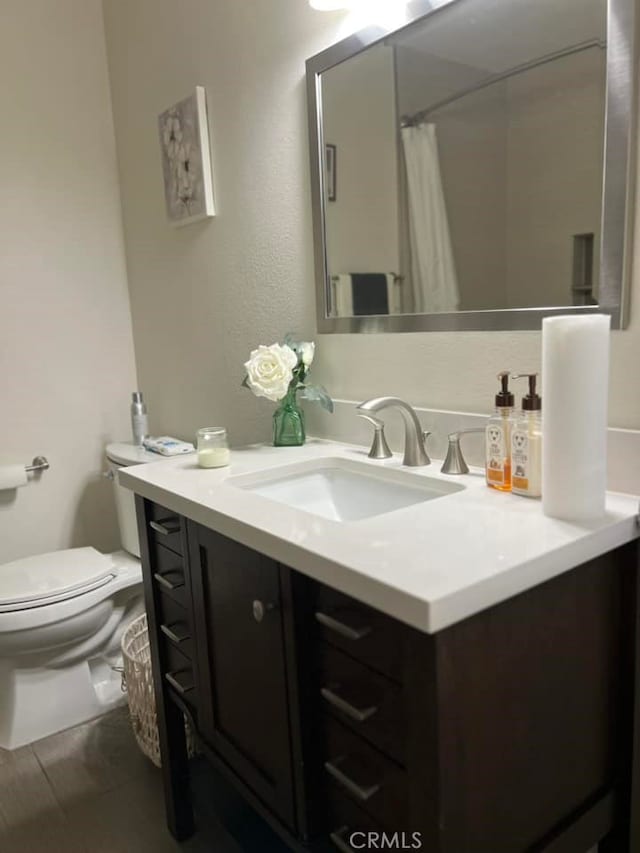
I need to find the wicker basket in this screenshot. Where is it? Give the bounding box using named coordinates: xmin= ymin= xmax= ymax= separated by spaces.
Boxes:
xmin=121 ymin=612 xmax=195 ymax=768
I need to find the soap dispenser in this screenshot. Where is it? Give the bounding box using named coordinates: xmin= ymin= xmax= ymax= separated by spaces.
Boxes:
xmin=486 ymin=371 xmax=516 ymax=492
xmin=510 ymin=374 xmax=542 ymax=498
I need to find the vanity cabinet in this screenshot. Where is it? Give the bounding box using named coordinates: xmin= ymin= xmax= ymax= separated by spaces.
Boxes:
xmin=135 ymin=496 xmax=639 ymax=853
xmin=186 ymin=523 xmax=297 ymax=829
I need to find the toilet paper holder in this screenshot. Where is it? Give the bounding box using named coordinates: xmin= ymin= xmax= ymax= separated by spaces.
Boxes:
xmin=25 ymin=456 xmax=50 ymax=473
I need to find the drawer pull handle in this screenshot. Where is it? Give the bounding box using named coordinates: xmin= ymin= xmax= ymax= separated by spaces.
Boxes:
xmin=330 ymin=826 xmax=354 ymax=853
xmin=165 ymin=670 xmax=194 ymax=695
xmin=150 ymin=518 xmax=181 ymax=536
xmin=315 ymin=611 xmax=372 ymax=641
xmin=160 ymin=623 xmax=190 ymax=645
xmin=154 ymin=571 xmax=184 ymax=592
xmin=324 ymin=757 xmax=380 ymax=802
xmin=321 ymin=687 xmax=378 ymax=723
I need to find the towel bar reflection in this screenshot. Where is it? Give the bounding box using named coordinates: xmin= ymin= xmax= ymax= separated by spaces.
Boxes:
xmin=25 ymin=456 xmax=50 ymax=473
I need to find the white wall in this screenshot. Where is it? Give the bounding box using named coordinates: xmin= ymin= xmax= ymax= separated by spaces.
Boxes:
xmin=0 ymin=0 xmax=137 ymax=562
xmin=103 ymin=0 xmax=329 ymax=448
xmin=102 ymin=0 xmax=640 ymax=435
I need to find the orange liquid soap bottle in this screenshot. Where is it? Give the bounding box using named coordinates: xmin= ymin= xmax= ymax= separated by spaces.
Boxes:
xmin=485 ymin=371 xmax=516 ymax=492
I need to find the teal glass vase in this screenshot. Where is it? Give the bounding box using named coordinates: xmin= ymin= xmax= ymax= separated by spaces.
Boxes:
xmin=273 ymin=387 xmax=305 ymax=447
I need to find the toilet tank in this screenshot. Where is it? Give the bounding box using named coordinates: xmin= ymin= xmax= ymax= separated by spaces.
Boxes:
xmin=105 ymin=443 xmax=162 ymax=558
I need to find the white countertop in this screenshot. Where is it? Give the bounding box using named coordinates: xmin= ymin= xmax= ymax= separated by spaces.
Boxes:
xmin=120 ymin=440 xmax=639 ymax=634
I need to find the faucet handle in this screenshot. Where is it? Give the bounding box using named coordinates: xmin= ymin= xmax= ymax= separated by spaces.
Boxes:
xmin=357 ymin=414 xmax=393 ymax=460
xmin=421 ymin=431 xmax=432 ymax=465
xmin=441 ymin=427 xmax=486 ymax=475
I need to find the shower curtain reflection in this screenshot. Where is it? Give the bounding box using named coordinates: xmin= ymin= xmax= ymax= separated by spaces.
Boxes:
xmin=400 ymin=123 xmax=459 ymax=313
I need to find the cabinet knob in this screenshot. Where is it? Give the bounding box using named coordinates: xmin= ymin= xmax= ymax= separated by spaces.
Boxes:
xmin=252 ymin=600 xmax=276 ymax=622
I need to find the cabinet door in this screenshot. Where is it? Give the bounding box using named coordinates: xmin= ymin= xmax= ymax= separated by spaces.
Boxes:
xmin=188 ymin=523 xmax=296 ymax=829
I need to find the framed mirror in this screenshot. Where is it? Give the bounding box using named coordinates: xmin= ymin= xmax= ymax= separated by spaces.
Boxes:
xmin=307 ymin=0 xmax=637 ymax=332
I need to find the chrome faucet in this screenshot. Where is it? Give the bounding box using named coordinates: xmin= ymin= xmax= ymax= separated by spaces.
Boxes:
xmin=357 ymin=397 xmax=430 ymax=467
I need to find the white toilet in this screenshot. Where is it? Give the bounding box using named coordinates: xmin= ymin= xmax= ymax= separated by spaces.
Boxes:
xmin=0 ymin=442 xmax=163 ymax=750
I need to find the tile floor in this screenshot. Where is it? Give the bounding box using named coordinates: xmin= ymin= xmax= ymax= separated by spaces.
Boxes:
xmin=0 ymin=706 xmax=241 ymax=853
xmin=0 ymin=710 xmax=603 ymax=853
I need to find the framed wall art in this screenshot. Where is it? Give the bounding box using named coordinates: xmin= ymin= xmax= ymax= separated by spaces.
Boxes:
xmin=158 ymin=86 xmax=215 ymax=226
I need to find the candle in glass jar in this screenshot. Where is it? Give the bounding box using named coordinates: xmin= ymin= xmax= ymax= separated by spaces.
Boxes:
xmin=196 ymin=427 xmax=230 ymax=468
xmin=198 ymin=447 xmax=230 ymax=468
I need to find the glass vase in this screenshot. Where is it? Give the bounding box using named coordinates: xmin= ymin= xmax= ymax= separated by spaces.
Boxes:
xmin=273 ymin=387 xmax=305 ymax=447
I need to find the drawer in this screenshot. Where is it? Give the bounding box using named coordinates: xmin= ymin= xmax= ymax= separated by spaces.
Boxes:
xmin=152 ymin=542 xmax=188 ymax=607
xmin=163 ymin=641 xmax=197 ymax=711
xmin=148 ymin=502 xmax=183 ymax=556
xmin=311 ymin=583 xmax=405 ymax=683
xmin=325 ymin=784 xmax=384 ymax=852
xmin=157 ymin=591 xmax=194 ymax=659
xmin=317 ymin=643 xmax=405 ymax=766
xmin=322 ymin=717 xmax=408 ymax=832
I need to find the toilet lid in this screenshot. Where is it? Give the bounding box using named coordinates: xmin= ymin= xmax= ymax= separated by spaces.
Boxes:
xmin=106 ymin=442 xmax=160 ymax=466
xmin=0 ymin=547 xmax=116 ymax=612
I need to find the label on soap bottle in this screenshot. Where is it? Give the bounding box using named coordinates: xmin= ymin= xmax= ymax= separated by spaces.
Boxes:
xmin=511 ymin=425 xmax=541 ymax=497
xmin=511 ymin=429 xmax=529 ymax=491
xmin=486 ymin=424 xmax=507 ymax=485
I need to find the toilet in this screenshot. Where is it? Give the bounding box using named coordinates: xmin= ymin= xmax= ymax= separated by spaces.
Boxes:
xmin=0 ymin=442 xmax=163 ymax=750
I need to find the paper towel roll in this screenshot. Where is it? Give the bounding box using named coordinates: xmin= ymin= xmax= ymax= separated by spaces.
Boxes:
xmin=542 ymin=315 xmax=610 ymax=521
xmin=0 ymin=465 xmax=28 ymax=491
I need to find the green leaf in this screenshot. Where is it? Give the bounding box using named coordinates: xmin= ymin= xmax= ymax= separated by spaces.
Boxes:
xmin=300 ymin=383 xmax=334 ymax=413
xmin=241 ymin=375 xmax=250 ymax=389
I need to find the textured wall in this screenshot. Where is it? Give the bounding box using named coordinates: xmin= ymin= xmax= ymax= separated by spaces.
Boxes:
xmin=0 ymin=0 xmax=138 ymax=562
xmin=103 ymin=0 xmax=640 ymax=438
xmin=103 ymin=0 xmax=336 ymax=448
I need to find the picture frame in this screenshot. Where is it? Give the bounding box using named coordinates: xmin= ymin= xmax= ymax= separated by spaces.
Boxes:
xmin=158 ymin=86 xmax=215 ymax=226
xmin=325 ymin=143 xmax=337 ymax=202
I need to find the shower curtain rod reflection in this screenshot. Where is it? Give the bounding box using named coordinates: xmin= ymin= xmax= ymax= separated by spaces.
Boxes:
xmin=400 ymin=38 xmax=606 ymax=127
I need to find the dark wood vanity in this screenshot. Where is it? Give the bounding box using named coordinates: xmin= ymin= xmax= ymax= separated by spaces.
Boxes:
xmin=136 ymin=495 xmax=640 ymax=852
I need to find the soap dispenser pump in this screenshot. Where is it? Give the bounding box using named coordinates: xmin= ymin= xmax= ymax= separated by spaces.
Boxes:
xmin=485 ymin=371 xmax=516 ymax=492
xmin=511 ymin=373 xmax=542 ymax=498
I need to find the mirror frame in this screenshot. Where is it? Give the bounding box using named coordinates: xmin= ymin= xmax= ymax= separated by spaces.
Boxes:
xmin=306 ymin=0 xmax=637 ymax=333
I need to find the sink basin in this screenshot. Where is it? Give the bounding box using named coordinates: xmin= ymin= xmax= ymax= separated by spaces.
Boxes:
xmin=229 ymin=457 xmax=464 ymax=522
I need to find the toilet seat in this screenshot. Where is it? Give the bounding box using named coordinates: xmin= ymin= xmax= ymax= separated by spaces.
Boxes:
xmin=0 ymin=548 xmax=116 ymax=613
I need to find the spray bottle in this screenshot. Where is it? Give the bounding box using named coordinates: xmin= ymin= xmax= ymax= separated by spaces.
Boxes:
xmin=131 ymin=392 xmax=148 ymax=447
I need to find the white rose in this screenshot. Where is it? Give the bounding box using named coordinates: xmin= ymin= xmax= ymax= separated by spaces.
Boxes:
xmin=244 ymin=344 xmax=297 ymax=402
xmin=299 ymin=341 xmax=315 ymax=367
